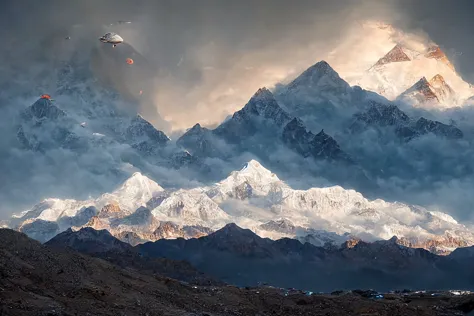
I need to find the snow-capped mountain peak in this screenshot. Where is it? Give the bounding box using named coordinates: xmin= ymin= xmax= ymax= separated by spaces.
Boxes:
xmin=396 ymin=74 xmax=459 ymax=108
xmin=22 ymin=98 xmax=66 ymax=121
xmin=98 ymin=172 xmax=164 ymax=213
xmin=221 ymin=160 xmax=281 ymax=185
xmin=239 ymin=160 xmax=279 ymax=179
xmin=429 ymin=74 xmax=456 ymax=102
xmin=286 ymin=60 xmax=350 ymax=93
xmin=10 ymin=158 xmax=474 ymax=255
xmin=251 ymin=87 xmax=274 ymax=102
xmin=16 ymin=172 xmax=164 ymax=226
xmin=240 ymin=87 xmax=291 ymax=125
xmin=208 ymin=160 xmax=287 ymax=202
xmin=333 ymin=21 xmax=473 ymax=107
xmin=372 ymin=44 xmax=412 ymax=68
xmin=403 ymin=76 xmax=440 ymax=103
xmin=186 ymin=123 xmax=206 ymax=134
xmin=115 ymin=172 xmax=163 ymax=195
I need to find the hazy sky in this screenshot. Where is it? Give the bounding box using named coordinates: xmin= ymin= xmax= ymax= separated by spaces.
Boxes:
xmin=1 ymin=0 xmax=473 ymax=131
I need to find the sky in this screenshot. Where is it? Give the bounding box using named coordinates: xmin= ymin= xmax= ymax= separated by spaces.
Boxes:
xmin=1 ymin=0 xmax=474 ymax=131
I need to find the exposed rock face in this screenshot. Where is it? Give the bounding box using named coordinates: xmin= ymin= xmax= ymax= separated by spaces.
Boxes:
xmin=414 ymin=117 xmax=463 ymax=139
xmin=99 ymin=202 xmax=122 ymax=218
xmin=397 ymin=235 xmax=470 ymax=255
xmin=110 ymin=206 xmax=157 ymax=227
xmin=349 ymin=25 xmax=471 ymax=107
xmin=57 ymin=206 xmax=98 ymax=228
xmin=213 ymin=87 xmax=292 ymax=143
xmin=343 ymin=238 xmax=362 ymax=249
xmin=153 ymin=221 xmax=183 ymax=239
xmin=397 ymin=74 xmax=458 ymax=108
xmin=282 ymin=118 xmax=351 ymax=162
xmin=401 ymin=77 xmax=440 ymax=104
xmin=352 ymin=101 xmax=411 ymax=129
xmin=124 ymin=114 xmax=170 ymax=155
xmin=137 ymin=223 xmax=474 ymax=291
xmin=311 ymin=129 xmax=352 ymax=161
xmin=115 ymin=231 xmax=147 ymax=246
xmin=176 ymin=123 xmax=223 ymax=158
xmin=351 ymin=100 xmax=463 ymax=140
xmin=178 ymin=86 xmax=352 ymax=166
xmin=84 ymin=216 xmax=109 ymax=231
xmin=374 ymin=44 xmax=411 ymax=67
xmin=425 ymin=46 xmax=455 ymax=71
xmin=4 ymin=228 xmax=470 ymax=315
xmin=17 ymin=97 xmax=84 ymax=152
xmin=275 ymin=60 xmax=355 ymax=129
xmin=21 ymin=98 xmax=66 ymax=121
xmin=429 ymin=74 xmax=455 ymax=102
xmin=260 ymin=219 xmax=297 ymax=234
xmin=152 ymin=221 xmax=213 ymax=240
xmin=285 ymin=61 xmax=351 ymax=97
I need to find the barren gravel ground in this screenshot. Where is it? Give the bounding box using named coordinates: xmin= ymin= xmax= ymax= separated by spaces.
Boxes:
xmin=1 ymin=228 xmax=474 ymax=316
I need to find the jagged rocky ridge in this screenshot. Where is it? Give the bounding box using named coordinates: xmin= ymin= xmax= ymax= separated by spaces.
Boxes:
xmin=272 ymin=60 xmax=463 ymax=145
xmin=350 ymin=100 xmax=463 ymax=141
xmin=10 ymin=159 xmax=474 ymax=255
xmin=274 ymin=61 xmax=377 ymax=134
xmin=4 ymin=228 xmax=472 ymax=316
xmin=397 ymin=75 xmax=457 ymax=108
xmin=178 ymin=87 xmax=350 ymax=163
xmin=45 ymin=227 xmax=220 ymax=285
xmin=137 ymin=223 xmax=474 ymax=291
xmin=176 ymin=86 xmax=370 ymax=189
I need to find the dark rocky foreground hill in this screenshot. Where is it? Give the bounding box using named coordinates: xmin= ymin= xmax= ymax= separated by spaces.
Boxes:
xmin=45 ymin=227 xmax=221 ymax=286
xmin=2 ymin=228 xmax=474 ymax=316
xmin=137 ymin=223 xmax=474 ymax=292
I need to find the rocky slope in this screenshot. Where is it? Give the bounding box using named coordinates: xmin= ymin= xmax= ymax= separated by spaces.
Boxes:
xmin=397 ymin=75 xmax=458 ymax=108
xmin=177 ymin=86 xmax=366 ymax=188
xmin=350 ymin=100 xmax=463 ymax=141
xmin=274 ymin=61 xmax=383 ymax=135
xmin=178 ymin=87 xmax=348 ymax=164
xmin=45 ymin=227 xmax=219 ymax=285
xmin=138 ymin=223 xmax=474 ymax=291
xmin=3 ymin=229 xmax=472 ymax=316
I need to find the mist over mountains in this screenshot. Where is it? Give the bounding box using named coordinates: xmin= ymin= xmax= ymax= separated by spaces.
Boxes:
xmin=3 ymin=3 xmax=474 ymax=312
xmin=1 ymin=15 xmax=474 ymax=229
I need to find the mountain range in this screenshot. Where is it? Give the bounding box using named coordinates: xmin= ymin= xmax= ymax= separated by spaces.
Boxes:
xmin=337 ymin=21 xmax=473 ymax=108
xmin=4 ymin=228 xmax=471 ymax=316
xmin=3 ymin=20 xmax=473 ymax=214
xmin=42 ymin=223 xmax=474 ymax=292
xmin=3 ymin=20 xmax=474 ymax=297
xmin=10 ymin=159 xmax=474 ymax=256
